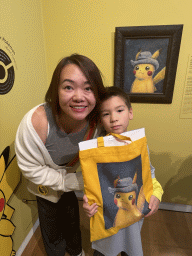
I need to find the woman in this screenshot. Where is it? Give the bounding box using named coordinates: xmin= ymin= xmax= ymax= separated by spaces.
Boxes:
xmin=15 ymin=54 xmax=106 ymax=256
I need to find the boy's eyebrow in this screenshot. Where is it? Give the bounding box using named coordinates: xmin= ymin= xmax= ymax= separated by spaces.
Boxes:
xmin=100 ymin=105 xmax=125 ymax=112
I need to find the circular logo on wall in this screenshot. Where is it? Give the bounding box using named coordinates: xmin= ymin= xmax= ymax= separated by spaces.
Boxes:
xmin=0 ymin=49 xmax=15 ymax=95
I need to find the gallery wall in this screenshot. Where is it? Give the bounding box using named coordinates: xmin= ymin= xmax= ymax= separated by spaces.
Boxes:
xmin=41 ymin=0 xmax=192 ymax=205
xmin=1 ymin=0 xmax=192 ymax=252
xmin=0 ymin=0 xmax=47 ymax=251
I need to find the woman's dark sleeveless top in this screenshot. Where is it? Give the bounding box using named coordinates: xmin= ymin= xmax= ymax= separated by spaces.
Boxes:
xmin=44 ymin=104 xmax=88 ymax=166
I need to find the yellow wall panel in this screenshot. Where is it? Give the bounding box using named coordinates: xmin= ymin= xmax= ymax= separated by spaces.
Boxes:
xmin=41 ymin=0 xmax=192 ymax=206
xmin=0 ymin=0 xmax=48 ymax=154
xmin=0 ymin=0 xmax=47 ymax=251
xmin=1 ymin=0 xmax=192 ymax=252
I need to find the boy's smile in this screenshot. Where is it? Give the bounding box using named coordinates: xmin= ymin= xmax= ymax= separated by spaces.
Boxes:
xmin=100 ymin=96 xmax=133 ymax=134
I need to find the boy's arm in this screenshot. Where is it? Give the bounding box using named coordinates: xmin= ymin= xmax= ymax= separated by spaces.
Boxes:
xmin=83 ymin=194 xmax=98 ymax=218
xmin=152 ymin=177 xmax=164 ymax=201
xmin=145 ymin=178 xmax=164 ymax=217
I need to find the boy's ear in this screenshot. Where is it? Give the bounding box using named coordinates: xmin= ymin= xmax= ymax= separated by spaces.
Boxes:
xmin=129 ymin=108 xmax=133 ymax=120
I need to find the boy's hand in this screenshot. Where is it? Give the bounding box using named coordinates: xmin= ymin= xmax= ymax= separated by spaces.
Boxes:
xmin=83 ymin=194 xmax=98 ymax=218
xmin=145 ymin=195 xmax=160 ymax=217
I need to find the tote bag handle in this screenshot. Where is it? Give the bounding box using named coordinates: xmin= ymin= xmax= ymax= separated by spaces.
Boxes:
xmin=97 ymin=133 xmax=132 ymax=148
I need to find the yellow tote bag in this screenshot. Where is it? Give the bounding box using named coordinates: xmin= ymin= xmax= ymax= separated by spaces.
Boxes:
xmin=79 ymin=128 xmax=153 ymax=242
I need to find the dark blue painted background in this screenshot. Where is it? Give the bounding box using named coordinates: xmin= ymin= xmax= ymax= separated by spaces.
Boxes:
xmin=97 ymin=155 xmax=150 ymax=230
xmin=124 ymin=38 xmax=169 ymax=93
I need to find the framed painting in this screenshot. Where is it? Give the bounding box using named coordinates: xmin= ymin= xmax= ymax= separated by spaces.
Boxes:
xmin=114 ymin=25 xmax=183 ymax=104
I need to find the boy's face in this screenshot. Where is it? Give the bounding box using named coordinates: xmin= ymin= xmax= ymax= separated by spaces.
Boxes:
xmin=100 ymin=96 xmax=133 ymax=134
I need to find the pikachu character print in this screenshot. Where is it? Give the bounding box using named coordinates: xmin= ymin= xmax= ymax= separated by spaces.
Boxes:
xmin=0 ymin=146 xmax=21 ymax=256
xmin=97 ymin=154 xmax=151 ymax=231
xmin=130 ymin=49 xmax=166 ymax=93
xmin=108 ymin=172 xmax=146 ymax=228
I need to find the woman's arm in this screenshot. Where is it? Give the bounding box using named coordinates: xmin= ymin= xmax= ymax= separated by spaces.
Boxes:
xmin=31 ymin=105 xmax=48 ymax=145
xmin=15 ymin=105 xmax=84 ymax=192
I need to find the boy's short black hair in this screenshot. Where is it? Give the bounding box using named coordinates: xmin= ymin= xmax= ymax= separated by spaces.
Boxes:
xmin=100 ymin=86 xmax=132 ymax=110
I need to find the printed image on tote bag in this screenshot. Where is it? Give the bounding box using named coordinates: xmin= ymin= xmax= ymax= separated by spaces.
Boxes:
xmin=98 ymin=156 xmax=150 ymax=230
xmin=79 ymin=128 xmax=153 ymax=242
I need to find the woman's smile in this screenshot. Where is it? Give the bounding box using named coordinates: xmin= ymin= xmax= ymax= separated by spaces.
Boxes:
xmin=58 ymin=64 xmax=96 ymax=123
xmin=70 ymin=105 xmax=87 ymax=112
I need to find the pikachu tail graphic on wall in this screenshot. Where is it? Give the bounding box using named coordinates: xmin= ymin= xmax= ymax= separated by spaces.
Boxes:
xmin=130 ymin=49 xmax=166 ymax=93
xmin=0 ymin=146 xmax=21 ymax=256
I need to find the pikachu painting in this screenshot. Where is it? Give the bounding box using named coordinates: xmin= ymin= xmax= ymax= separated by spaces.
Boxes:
xmin=130 ymin=49 xmax=166 ymax=93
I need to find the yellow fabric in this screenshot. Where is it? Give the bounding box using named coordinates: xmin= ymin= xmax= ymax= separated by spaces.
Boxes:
xmin=79 ymin=135 xmax=154 ymax=242
xmin=152 ymin=178 xmax=164 ymax=202
xmin=107 ymin=133 xmax=132 ymax=142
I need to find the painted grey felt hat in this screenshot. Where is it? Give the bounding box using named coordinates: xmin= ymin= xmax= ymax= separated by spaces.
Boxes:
xmin=108 ymin=177 xmax=138 ymax=194
xmin=131 ymin=51 xmax=159 ymax=70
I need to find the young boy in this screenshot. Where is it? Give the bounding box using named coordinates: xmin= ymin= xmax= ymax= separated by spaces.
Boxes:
xmin=83 ymin=86 xmax=163 ymax=256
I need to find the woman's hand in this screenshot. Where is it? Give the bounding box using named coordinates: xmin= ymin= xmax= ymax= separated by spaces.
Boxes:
xmin=145 ymin=195 xmax=160 ymax=217
xmin=83 ymin=194 xmax=98 ymax=218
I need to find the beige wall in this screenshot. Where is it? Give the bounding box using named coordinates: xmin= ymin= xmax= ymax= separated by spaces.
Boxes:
xmin=0 ymin=0 xmax=47 ymax=251
xmin=41 ymin=0 xmax=192 ymax=205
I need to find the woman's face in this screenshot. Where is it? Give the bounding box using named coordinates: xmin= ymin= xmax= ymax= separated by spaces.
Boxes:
xmin=58 ymin=64 xmax=96 ymax=122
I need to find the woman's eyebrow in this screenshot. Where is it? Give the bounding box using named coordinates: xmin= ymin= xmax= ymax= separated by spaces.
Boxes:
xmin=61 ymin=79 xmax=90 ymax=85
xmin=61 ymin=79 xmax=74 ymax=84
xmin=84 ymin=80 xmax=91 ymax=85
